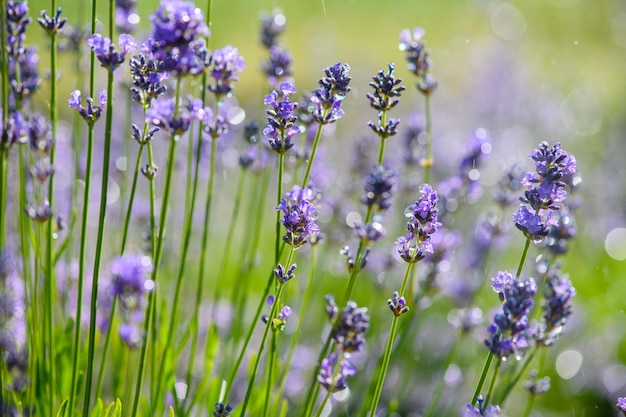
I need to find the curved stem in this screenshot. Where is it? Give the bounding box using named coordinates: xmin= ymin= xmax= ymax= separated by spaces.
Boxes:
xmin=499 ymin=346 xmax=539 ymax=406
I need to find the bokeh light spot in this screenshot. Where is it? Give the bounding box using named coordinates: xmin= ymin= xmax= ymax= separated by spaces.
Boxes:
xmin=491 ymin=3 xmax=527 ymax=40
xmin=556 ymin=349 xmax=583 ymax=380
xmin=605 ymin=228 xmax=626 ymax=260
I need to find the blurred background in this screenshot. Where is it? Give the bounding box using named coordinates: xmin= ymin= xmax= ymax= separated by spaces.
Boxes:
xmin=22 ymin=0 xmax=626 ymax=415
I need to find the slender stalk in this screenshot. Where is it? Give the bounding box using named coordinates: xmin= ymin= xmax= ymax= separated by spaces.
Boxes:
xmin=275 ymin=153 xmax=285 ymax=263
xmin=516 ymin=239 xmax=531 ymax=278
xmin=82 ymin=66 xmax=115 ymax=417
xmin=499 ymin=346 xmax=539 ymax=406
xmin=484 ymin=357 xmax=502 ymax=406
xmin=423 ymin=334 xmax=464 ymax=417
xmin=263 ymin=331 xmax=278 ymax=417
xmin=0 ymin=0 xmax=9 ymax=247
xmin=131 ymin=135 xmax=179 ymax=417
xmin=300 ymin=122 xmax=323 ymax=188
xmin=471 ymin=351 xmax=494 ymax=406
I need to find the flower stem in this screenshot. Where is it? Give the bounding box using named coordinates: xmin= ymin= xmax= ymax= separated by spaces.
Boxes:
xmin=471 ymin=351 xmax=494 ymax=406
xmin=423 ymin=94 xmax=433 ymax=184
xmin=484 ymin=357 xmax=502 ymax=406
xmin=301 ymin=122 xmax=323 ymax=188
xmin=499 ymin=345 xmax=539 ymax=406
xmin=263 ymin=331 xmax=279 ymax=417
xmin=516 ymin=238 xmax=531 ymax=278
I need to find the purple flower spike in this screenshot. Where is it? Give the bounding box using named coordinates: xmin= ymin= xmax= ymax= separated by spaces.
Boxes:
xmin=276 ymin=186 xmax=319 ymax=248
xmin=398 ymin=27 xmax=437 ymax=95
xmin=617 ymin=397 xmax=626 ymax=415
xmin=310 ymin=62 xmax=352 ymax=124
xmin=396 ymin=183 xmax=441 ymax=263
xmin=318 ymin=353 xmax=357 ymax=393
xmin=68 ymin=90 xmax=107 ymax=124
xmin=207 ymin=45 xmax=245 ymax=99
xmin=361 ymin=165 xmax=398 ymax=212
xmin=88 ymin=33 xmax=136 ymax=71
xmin=264 ymin=83 xmax=299 ymax=154
xmin=331 ymin=301 xmax=369 ymax=353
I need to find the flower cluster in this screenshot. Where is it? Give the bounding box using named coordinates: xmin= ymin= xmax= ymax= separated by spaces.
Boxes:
xmin=366 ymin=63 xmax=405 ymax=139
xmin=513 ymin=141 xmax=577 ymax=241
xmin=387 ymin=291 xmax=409 ymax=316
xmin=110 ymin=255 xmax=154 ymax=348
xmin=68 ymin=90 xmax=107 ymax=124
xmin=317 ymin=353 xmax=357 ymax=393
xmin=276 ymin=185 xmax=320 ymax=248
xmin=533 ymin=267 xmax=575 ymax=346
xmin=360 ymin=165 xmax=398 ymax=212
xmin=149 ymin=0 xmax=210 ymax=75
xmin=147 ymin=96 xmax=208 ymax=137
xmin=213 ymin=402 xmax=233 ymax=417
xmin=309 ymin=62 xmax=352 ymax=124
xmin=88 ymin=33 xmax=136 ymax=71
xmin=399 ymin=27 xmax=438 ymax=95
xmin=617 ymin=398 xmax=626 ymax=416
xmin=37 ymin=7 xmax=67 ymax=36
xmin=485 ymin=271 xmax=537 ymax=360
xmin=264 ymin=82 xmax=299 ymax=154
xmin=129 ymin=48 xmax=169 ymax=107
xmin=396 ymin=184 xmax=441 ymax=263
xmin=115 ymin=0 xmax=139 ymax=34
xmin=207 ymin=46 xmax=245 ymax=99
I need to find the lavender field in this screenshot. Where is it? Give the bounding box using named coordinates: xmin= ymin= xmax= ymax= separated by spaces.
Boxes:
xmin=1 ymin=0 xmax=626 ymax=416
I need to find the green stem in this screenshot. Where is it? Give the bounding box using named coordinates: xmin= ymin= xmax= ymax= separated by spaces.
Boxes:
xmin=368 ymin=315 xmax=400 ymax=416
xmin=300 ymin=122 xmax=323 ymax=188
xmin=275 ymin=153 xmax=285 ymax=263
xmin=377 ymin=110 xmax=388 ymax=165
xmin=471 ymin=351 xmax=494 ymax=406
xmin=263 ymin=331 xmax=278 ymax=417
xmin=131 ymin=135 xmax=178 ymax=417
xmin=499 ymin=346 xmax=539 ymax=406
xmin=82 ymin=64 xmax=115 ymax=417
xmin=484 ymin=357 xmax=502 ymax=406
xmin=516 ymin=238 xmax=531 ymax=278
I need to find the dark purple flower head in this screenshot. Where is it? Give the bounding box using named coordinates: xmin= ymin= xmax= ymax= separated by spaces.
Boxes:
xmin=274 ymin=263 xmax=296 ymax=284
xmin=88 ymin=33 xmax=136 ymax=71
xmin=264 ymin=82 xmax=299 ymax=154
xmin=399 ymin=27 xmax=438 ymax=95
xmin=366 ymin=63 xmax=405 ymax=112
xmin=129 ymin=49 xmax=169 ymax=106
xmin=6 ymin=0 xmax=31 ymax=55
xmin=207 ymin=45 xmax=245 ymax=99
xmin=276 ymin=185 xmax=320 ymax=248
xmin=147 ymin=96 xmax=207 ymax=136
xmin=388 ymin=291 xmax=409 ymax=316
xmin=213 ymin=402 xmax=233 ymax=417
xmin=262 ymin=46 xmax=293 ymax=86
xmin=259 ymin=9 xmax=287 ymax=48
xmin=360 ymin=165 xmax=398 ymax=212
xmin=318 ymin=353 xmax=357 ymax=392
xmin=115 ymin=0 xmax=139 ymax=33
xmin=310 ymin=62 xmax=351 ymax=124
xmin=331 ymin=301 xmax=369 ymax=353
xmin=37 ymin=7 xmax=67 ymax=36
xmin=485 ymin=273 xmax=537 ymax=360
xmin=617 ymin=397 xmax=626 ymax=415
xmin=68 ymin=90 xmax=107 ymax=125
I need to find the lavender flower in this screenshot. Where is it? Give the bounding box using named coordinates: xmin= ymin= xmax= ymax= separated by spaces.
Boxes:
xmin=366 ymin=63 xmax=405 ymax=111
xmin=325 ymin=294 xmax=338 ymax=322
xmin=129 ymin=50 xmax=168 ymax=106
xmin=309 ymin=62 xmax=352 ymax=124
xmin=149 ymin=0 xmax=210 ymax=75
xmin=276 ymin=185 xmax=320 ymax=248
xmin=514 ymin=142 xmax=578 ymax=241
xmin=68 ymin=90 xmax=107 ymax=124
xmin=9 ymin=46 xmax=41 ymax=101
xmin=213 ymin=402 xmax=233 ymax=417
xmin=274 ymin=263 xmax=296 ymax=284
xmin=1 ymin=111 xmax=28 ymax=147
xmin=396 ymin=184 xmax=441 ymax=263
xmin=525 ymin=371 xmax=551 ymax=396
xmin=534 ymin=267 xmax=575 ymax=346
xmin=485 ymin=273 xmax=537 ymax=360
xmin=463 ymin=401 xmax=501 ymax=417
xmin=544 ymin=206 xmax=577 ymax=255
xmin=37 ymin=7 xmax=67 ymax=36
xmin=6 ymin=0 xmax=31 ymax=54
xmin=115 ymin=0 xmax=139 ymax=34
xmin=387 ymin=291 xmax=409 ymax=316
xmin=25 ymin=201 xmax=53 ymax=223
xmin=264 ymin=82 xmax=299 ymax=154
xmin=317 ymin=353 xmax=356 ymax=392
xmin=30 ymin=158 xmax=54 ymax=183
xmin=207 ymin=45 xmax=245 ymax=99
xmin=28 ymin=113 xmax=53 ymax=155
xmin=260 ymin=9 xmax=287 ymax=48
xmin=88 ymin=33 xmax=136 ymax=71
xmin=353 ymin=219 xmax=386 ymax=244
xmin=147 ymin=96 xmax=207 ymax=136
xmin=617 ymin=398 xmax=626 ymax=415
xmin=330 ymin=301 xmax=370 ymax=353
xmin=262 ymin=46 xmax=293 ymax=86
xmin=0 ymin=251 xmax=26 ymax=356
xmin=360 ymin=165 xmax=398 ymax=212
xmin=119 ymin=322 xmax=143 ymax=348
xmin=399 ymin=27 xmax=438 ymax=95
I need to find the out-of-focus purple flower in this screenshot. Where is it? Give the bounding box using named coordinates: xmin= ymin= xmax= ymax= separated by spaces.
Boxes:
xmin=353 ymin=220 xmax=386 ymax=244
xmin=119 ymin=322 xmax=143 ymax=348
xmin=264 ymin=82 xmax=299 ymax=154
xmin=30 ymin=158 xmax=54 ymax=183
xmin=262 ymin=45 xmax=293 ymax=86
xmin=318 ymin=353 xmax=357 ymax=392
xmin=617 ymin=397 xmax=626 ymax=415
xmin=330 ymin=301 xmax=369 ymax=353
xmin=147 ymin=96 xmax=207 ymax=136
xmin=68 ymin=90 xmax=107 ymax=124
xmin=6 ymin=0 xmax=31 ymax=54
xmin=463 ymin=401 xmax=501 ymax=417
xmin=202 ymin=107 xmax=229 ymax=140
xmin=259 ymin=9 xmax=287 ymax=48
xmin=325 ymin=294 xmax=338 ymax=322
xmin=544 ymin=206 xmax=577 ymax=255
xmin=1 ymin=110 xmax=28 ymax=147
xmin=88 ymin=33 xmax=136 ymax=71
xmin=399 ymin=27 xmax=438 ymax=95
xmin=149 ymin=0 xmax=210 ymax=75
xmin=485 ymin=273 xmax=537 ymax=360
xmin=526 ymin=371 xmax=551 ymax=396
xmin=25 ymin=200 xmax=53 ymax=223
xmin=37 ymin=7 xmax=67 ymax=35
xmin=534 ymin=267 xmax=575 ymax=346
xmin=360 ymin=165 xmax=398 ymax=212
xmin=207 ymin=45 xmax=245 ymax=99
xmin=115 ymin=0 xmax=139 ymax=34
xmin=388 ymin=291 xmax=409 ymax=316
xmin=396 ymin=184 xmax=441 ymax=263
xmin=28 ymin=113 xmax=53 ymax=155
xmin=513 ymin=205 xmax=554 ymax=242
xmin=276 ymin=184 xmax=320 ymax=248
xmin=309 ymin=62 xmax=351 ymax=124
xmin=0 ymin=250 xmax=27 ymax=356
xmin=110 ymin=255 xmax=154 ymax=300
xmin=9 ymin=46 xmax=41 ymax=102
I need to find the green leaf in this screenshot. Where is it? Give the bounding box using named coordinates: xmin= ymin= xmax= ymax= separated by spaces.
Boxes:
xmin=169 ymin=406 xmax=175 ymax=417
xmin=55 ymin=399 xmax=69 ymax=417
xmin=90 ymin=398 xmax=104 ymax=417
xmin=278 ymin=399 xmax=288 ymax=417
